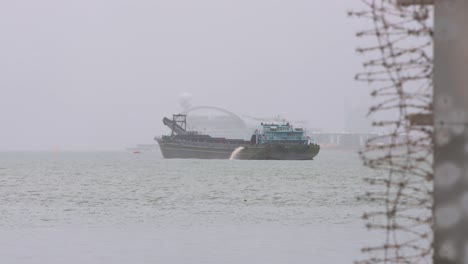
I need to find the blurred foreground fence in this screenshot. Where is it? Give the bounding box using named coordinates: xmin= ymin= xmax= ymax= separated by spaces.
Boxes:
xmin=350 ymin=0 xmax=433 ymax=263
xmin=352 ymin=0 xmax=468 ymax=263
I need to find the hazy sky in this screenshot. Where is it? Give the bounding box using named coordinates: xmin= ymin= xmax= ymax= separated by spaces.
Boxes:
xmin=0 ymin=0 xmax=370 ymax=151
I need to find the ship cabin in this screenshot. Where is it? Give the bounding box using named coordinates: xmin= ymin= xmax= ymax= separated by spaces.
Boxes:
xmin=252 ymin=123 xmax=311 ymax=145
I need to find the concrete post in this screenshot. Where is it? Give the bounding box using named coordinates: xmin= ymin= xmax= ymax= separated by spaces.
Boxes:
xmin=432 ymin=0 xmax=468 ymax=263
xmin=395 ymin=0 xmax=468 ymax=262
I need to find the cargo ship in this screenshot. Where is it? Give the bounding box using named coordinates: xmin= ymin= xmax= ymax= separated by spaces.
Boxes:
xmin=155 ymin=114 xmax=249 ymax=159
xmin=155 ymin=114 xmax=319 ymax=160
xmin=233 ymin=123 xmax=320 ymax=160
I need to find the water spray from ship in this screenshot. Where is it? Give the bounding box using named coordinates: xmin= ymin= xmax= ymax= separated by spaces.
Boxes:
xmin=229 ymin=147 xmax=244 ymax=160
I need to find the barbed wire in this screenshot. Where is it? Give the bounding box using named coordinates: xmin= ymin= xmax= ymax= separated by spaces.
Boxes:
xmin=349 ymin=1 xmax=433 ymax=263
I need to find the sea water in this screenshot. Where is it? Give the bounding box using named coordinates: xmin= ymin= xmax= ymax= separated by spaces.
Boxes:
xmin=0 ymin=150 xmax=384 ymax=263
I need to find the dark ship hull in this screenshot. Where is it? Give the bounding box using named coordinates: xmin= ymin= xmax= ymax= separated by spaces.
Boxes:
xmin=234 ymin=144 xmax=320 ymax=160
xmin=155 ymin=139 xmax=242 ymax=159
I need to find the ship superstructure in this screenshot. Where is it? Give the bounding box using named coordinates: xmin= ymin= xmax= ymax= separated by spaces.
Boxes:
xmin=252 ymin=123 xmax=310 ymax=145
xmin=235 ymin=123 xmax=320 ymax=160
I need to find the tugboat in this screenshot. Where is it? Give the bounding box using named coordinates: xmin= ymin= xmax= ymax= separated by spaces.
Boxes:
xmin=233 ymin=123 xmax=320 ymax=160
xmin=155 ymin=114 xmax=249 ymax=159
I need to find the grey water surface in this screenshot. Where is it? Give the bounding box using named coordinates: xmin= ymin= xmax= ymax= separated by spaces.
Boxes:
xmin=0 ymin=150 xmax=382 ymax=263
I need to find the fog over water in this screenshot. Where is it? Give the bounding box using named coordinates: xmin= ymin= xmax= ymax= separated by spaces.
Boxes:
xmin=0 ymin=0 xmax=370 ymax=151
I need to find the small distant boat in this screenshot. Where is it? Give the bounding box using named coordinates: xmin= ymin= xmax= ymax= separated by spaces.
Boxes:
xmin=233 ymin=123 xmax=320 ymax=160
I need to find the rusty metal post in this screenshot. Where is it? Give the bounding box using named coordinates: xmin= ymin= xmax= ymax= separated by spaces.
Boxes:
xmin=432 ymin=0 xmax=468 ymax=263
